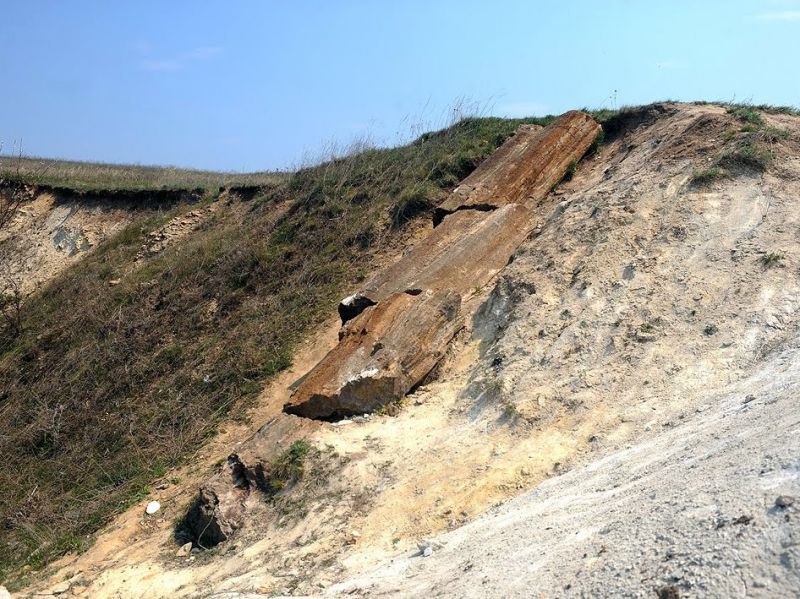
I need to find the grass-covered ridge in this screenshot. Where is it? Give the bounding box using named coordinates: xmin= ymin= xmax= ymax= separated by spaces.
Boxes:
xmin=0 ymin=155 xmax=287 ymax=192
xmin=0 ymin=114 xmax=558 ymax=585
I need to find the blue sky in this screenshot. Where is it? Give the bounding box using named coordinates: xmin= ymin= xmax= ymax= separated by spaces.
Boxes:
xmin=1 ymin=1 xmax=798 ymax=171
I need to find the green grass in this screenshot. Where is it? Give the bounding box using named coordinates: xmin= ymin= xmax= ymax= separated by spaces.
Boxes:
xmin=0 ymin=113 xmax=550 ymax=583
xmin=716 ymin=140 xmax=773 ymax=172
xmin=0 ymin=155 xmax=287 ymax=192
xmin=261 ymin=440 xmax=314 ymax=497
xmin=762 ymin=252 xmax=784 ymax=268
xmin=727 ymin=105 xmax=764 ymax=124
xmin=690 ymin=167 xmax=729 ymax=186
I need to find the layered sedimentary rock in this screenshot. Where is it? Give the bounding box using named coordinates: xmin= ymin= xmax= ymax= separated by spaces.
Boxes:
xmin=285 ymin=289 xmax=463 ymax=418
xmin=436 ymin=111 xmax=600 ymax=217
xmin=286 ymin=111 xmax=600 ymax=419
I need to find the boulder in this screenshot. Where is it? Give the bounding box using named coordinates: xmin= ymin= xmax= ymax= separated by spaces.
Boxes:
xmin=285 ymin=289 xmax=463 ymax=419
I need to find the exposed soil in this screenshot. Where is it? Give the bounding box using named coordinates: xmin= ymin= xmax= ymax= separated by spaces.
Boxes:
xmin=17 ymin=103 xmax=800 ymax=598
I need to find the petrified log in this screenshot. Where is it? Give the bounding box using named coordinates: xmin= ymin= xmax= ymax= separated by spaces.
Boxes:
xmin=352 ymin=203 xmax=534 ymax=313
xmin=285 ymin=289 xmax=463 ymax=419
xmin=181 ymin=455 xmax=250 ymax=548
xmin=340 ymin=112 xmax=600 ymax=323
xmin=287 ymin=111 xmax=600 ymax=419
xmin=436 ymin=111 xmax=600 ymax=217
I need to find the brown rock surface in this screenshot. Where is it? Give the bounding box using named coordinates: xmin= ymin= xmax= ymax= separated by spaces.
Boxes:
xmin=436 ymin=110 xmax=600 ymax=216
xmin=285 ymin=289 xmax=463 ymax=418
xmin=350 ymin=203 xmax=534 ymax=311
xmin=292 ymin=111 xmax=600 ymax=419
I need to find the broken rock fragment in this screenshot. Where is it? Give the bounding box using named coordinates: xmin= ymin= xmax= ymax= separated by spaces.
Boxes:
xmin=285 ymin=289 xmax=463 ymax=419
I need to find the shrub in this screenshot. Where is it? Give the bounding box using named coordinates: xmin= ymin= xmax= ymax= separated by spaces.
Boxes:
xmin=762 ymin=252 xmax=784 ymax=268
xmin=690 ymin=168 xmax=729 ymax=186
xmin=727 ymin=106 xmax=764 ymax=124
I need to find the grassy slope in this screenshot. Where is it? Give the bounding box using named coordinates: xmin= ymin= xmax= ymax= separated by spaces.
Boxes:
xmin=0 ymin=156 xmax=287 ymax=192
xmin=0 ymin=114 xmax=557 ymax=584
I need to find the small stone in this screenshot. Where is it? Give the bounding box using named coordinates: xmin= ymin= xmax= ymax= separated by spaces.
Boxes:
xmin=743 ymin=394 xmax=757 ymax=404
xmin=0 ymin=586 xmax=10 ymax=599
xmin=108 ymin=278 xmax=121 ymax=286
xmin=176 ymin=541 xmax=193 ymax=557
xmin=71 ymin=586 xmax=88 ymax=596
xmin=145 ymin=500 xmax=161 ymax=515
xmin=776 ymin=495 xmax=795 ymax=508
xmin=422 ymin=546 xmax=433 ymax=557
xmin=48 ymin=581 xmax=71 ymax=594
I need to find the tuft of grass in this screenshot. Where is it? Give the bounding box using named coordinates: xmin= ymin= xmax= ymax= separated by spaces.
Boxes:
xmin=261 ymin=440 xmax=314 ymax=497
xmin=758 ymin=127 xmax=791 ymax=143
xmin=727 ymin=105 xmax=764 ymax=124
xmin=690 ymin=167 xmax=729 ymax=186
xmin=389 ymin=182 xmax=440 ymax=229
xmin=716 ymin=140 xmax=773 ymax=172
xmin=483 ymin=375 xmax=506 ymax=397
xmin=761 ymin=252 xmax=784 ymax=268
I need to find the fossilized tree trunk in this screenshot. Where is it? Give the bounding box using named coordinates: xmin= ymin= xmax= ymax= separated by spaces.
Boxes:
xmin=285 ymin=111 xmax=601 ymax=419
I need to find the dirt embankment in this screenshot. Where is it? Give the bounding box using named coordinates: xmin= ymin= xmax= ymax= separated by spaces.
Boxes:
xmin=20 ymin=103 xmax=800 ymax=598
xmin=0 ymin=185 xmax=209 ymax=295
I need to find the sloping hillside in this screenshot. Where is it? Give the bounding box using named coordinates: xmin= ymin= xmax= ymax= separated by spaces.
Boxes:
xmin=7 ymin=102 xmax=800 ymax=598
xmin=0 ymin=115 xmax=552 ymax=588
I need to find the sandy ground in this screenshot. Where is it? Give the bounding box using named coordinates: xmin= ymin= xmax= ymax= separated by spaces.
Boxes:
xmin=325 ymin=335 xmax=800 ymax=598
xmin=18 ymin=103 xmax=800 ymax=598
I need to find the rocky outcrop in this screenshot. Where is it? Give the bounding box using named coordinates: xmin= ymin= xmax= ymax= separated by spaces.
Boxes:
xmin=285 ymin=111 xmax=601 ymax=419
xmin=285 ymin=289 xmax=463 ymax=418
xmin=435 ymin=111 xmax=600 ymax=219
xmin=180 ymin=455 xmax=251 ymax=548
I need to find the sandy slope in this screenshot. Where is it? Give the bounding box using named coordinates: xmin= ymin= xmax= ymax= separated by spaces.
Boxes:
xmin=325 ymin=338 xmax=800 ymax=597
xmin=21 ymin=103 xmax=800 ymax=598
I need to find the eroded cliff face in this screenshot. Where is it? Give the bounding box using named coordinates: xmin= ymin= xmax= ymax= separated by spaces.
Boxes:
xmin=0 ymin=186 xmax=206 ymax=295
xmin=22 ymin=103 xmax=800 ymax=598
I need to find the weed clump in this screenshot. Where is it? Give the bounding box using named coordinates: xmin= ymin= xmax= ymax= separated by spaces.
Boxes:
xmin=761 ymin=252 xmax=784 ymax=268
xmin=262 ymin=440 xmax=314 ymax=497
xmin=727 ymin=105 xmax=764 ymax=125
xmin=690 ymin=167 xmax=729 ymax=186
xmin=716 ymin=140 xmax=773 ymax=172
xmin=390 ymin=182 xmax=440 ymax=229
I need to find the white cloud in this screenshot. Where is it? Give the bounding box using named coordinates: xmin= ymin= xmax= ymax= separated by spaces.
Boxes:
xmin=656 ymin=60 xmax=687 ymax=70
xmin=134 ymin=43 xmax=223 ymax=72
xmin=496 ymin=101 xmax=550 ymax=118
xmin=187 ymin=46 xmax=222 ymax=60
xmin=139 ymin=59 xmax=182 ymax=72
xmin=755 ymin=10 xmax=800 ymax=20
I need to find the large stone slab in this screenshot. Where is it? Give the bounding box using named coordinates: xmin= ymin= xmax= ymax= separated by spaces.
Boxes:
xmin=436 ymin=111 xmax=600 ymax=216
xmin=341 ymin=203 xmax=534 ymax=321
xmin=285 ymin=289 xmax=463 ymax=419
xmin=292 ymin=111 xmax=600 ymax=419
